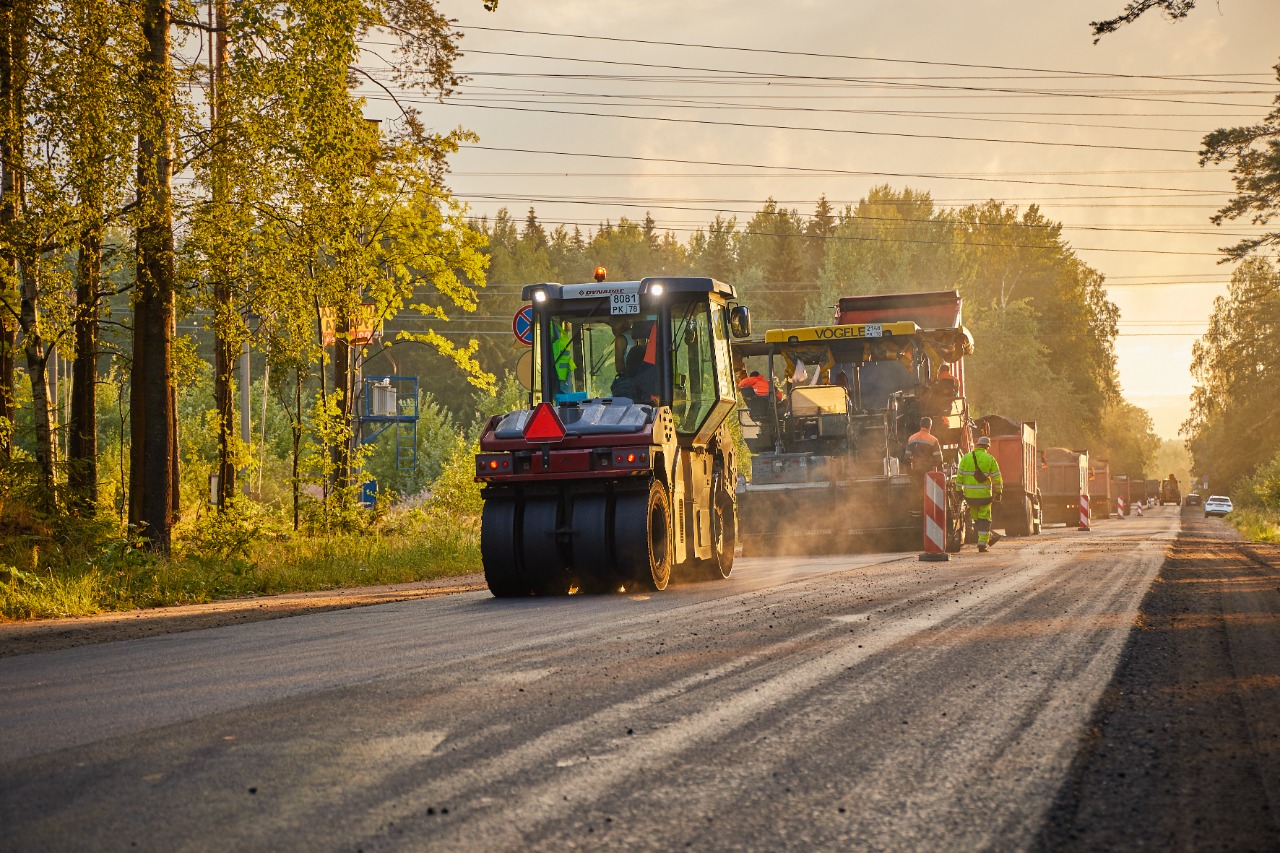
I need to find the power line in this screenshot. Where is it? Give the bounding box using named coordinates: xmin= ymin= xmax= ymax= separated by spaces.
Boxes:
xmin=451 ymin=25 xmax=1272 ymax=87
xmin=461 ymin=145 xmax=1214 ymax=194
xmin=431 ymin=101 xmax=1195 ymax=154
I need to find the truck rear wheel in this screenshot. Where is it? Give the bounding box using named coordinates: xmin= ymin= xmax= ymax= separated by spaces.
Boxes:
xmin=615 ymin=480 xmax=672 ymax=591
xmin=1006 ymin=495 xmax=1033 ymax=537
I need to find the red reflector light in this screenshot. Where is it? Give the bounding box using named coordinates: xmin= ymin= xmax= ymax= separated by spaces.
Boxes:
xmin=523 ymin=402 xmax=566 ymax=443
xmin=626 ymin=453 xmax=636 ymax=463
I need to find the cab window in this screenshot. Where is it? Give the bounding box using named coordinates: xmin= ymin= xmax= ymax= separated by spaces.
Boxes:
xmin=671 ymin=299 xmax=717 ymax=435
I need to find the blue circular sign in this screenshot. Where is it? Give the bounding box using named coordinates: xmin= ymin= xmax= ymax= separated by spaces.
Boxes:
xmin=513 ymin=305 xmax=534 ymax=346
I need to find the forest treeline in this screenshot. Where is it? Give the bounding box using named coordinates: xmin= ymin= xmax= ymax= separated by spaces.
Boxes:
xmin=446 ymin=187 xmax=1162 ymax=479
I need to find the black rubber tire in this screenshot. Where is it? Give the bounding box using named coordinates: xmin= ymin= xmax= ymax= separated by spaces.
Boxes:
xmin=482 ymin=497 xmax=527 ymax=597
xmin=945 ymin=494 xmax=966 ymax=553
xmin=522 ymin=497 xmax=572 ymax=595
xmin=570 ymin=490 xmax=617 ymax=593
xmin=615 ymin=480 xmax=672 ymax=591
xmin=1005 ymin=494 xmax=1032 ymax=537
xmin=697 ymin=488 xmax=736 ymax=581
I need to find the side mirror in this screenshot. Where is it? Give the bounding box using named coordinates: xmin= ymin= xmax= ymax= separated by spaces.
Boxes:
xmin=729 ymin=305 xmax=751 ymax=339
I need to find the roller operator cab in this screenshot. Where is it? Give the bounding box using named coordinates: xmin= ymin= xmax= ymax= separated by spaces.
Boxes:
xmin=475 ymin=277 xmax=752 ymax=596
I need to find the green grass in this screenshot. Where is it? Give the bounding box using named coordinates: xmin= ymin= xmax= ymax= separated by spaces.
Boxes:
xmin=1 ymin=507 xmax=481 ymax=621
xmin=1227 ymin=507 xmax=1280 ymax=543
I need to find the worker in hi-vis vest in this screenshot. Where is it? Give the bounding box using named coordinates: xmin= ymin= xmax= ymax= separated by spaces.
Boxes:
xmin=956 ymin=435 xmax=1004 ymax=552
xmin=551 ymin=322 xmax=577 ymax=395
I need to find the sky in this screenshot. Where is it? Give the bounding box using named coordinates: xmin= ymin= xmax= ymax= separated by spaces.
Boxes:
xmin=366 ymin=1 xmax=1280 ymax=438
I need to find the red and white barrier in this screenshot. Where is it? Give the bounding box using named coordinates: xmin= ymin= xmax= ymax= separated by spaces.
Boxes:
xmin=919 ymin=471 xmax=950 ymax=562
xmin=1078 ymin=493 xmax=1091 ymax=531
xmin=1116 ymin=496 xmax=1125 ymax=518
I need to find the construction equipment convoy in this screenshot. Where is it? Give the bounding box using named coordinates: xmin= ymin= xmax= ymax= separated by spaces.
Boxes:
xmin=733 ymin=290 xmax=975 ymax=555
xmin=474 ymin=276 xmax=751 ymax=596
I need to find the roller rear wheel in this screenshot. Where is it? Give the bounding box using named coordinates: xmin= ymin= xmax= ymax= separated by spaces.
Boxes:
xmin=482 ymin=498 xmax=527 ymax=597
xmin=522 ymin=497 xmax=572 ymax=595
xmin=569 ymin=490 xmax=618 ymax=593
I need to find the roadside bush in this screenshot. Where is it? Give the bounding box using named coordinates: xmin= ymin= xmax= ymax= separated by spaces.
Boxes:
xmin=1225 ymin=450 xmax=1280 ymax=543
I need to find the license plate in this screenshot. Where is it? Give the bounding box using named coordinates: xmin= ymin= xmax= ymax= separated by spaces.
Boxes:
xmin=611 ymin=293 xmax=639 ymax=315
xmin=863 ymin=323 xmax=882 ymax=337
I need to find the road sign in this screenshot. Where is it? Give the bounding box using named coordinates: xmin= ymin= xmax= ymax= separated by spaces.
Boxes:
xmin=513 ymin=305 xmax=534 ymax=346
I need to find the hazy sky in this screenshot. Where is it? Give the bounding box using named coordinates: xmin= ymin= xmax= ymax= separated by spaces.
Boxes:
xmin=377 ymin=1 xmax=1280 ymax=438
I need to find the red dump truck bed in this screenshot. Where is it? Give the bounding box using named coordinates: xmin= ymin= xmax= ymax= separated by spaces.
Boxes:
xmin=1088 ymin=460 xmax=1112 ymax=520
xmin=1041 ymin=448 xmax=1089 ymax=526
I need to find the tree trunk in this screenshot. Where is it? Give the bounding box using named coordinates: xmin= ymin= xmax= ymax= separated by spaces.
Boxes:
xmin=19 ymin=260 xmax=53 ymax=492
xmin=330 ymin=318 xmax=352 ymax=493
xmin=68 ymin=213 xmax=102 ymax=512
xmin=210 ymin=0 xmax=236 ymax=509
xmin=292 ymin=366 xmax=301 ymax=531
xmin=129 ymin=0 xmax=177 ymax=550
xmin=0 ymin=0 xmax=26 ymax=462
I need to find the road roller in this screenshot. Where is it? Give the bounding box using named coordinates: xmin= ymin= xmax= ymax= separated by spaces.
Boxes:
xmin=475 ymin=275 xmax=752 ymax=596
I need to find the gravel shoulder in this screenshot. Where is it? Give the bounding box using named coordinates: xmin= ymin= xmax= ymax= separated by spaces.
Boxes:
xmin=1035 ymin=506 xmax=1280 ymax=849
xmin=0 ymin=573 xmax=487 ymax=658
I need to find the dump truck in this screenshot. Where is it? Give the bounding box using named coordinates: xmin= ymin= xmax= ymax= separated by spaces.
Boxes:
xmin=1089 ymin=460 xmax=1112 ymax=521
xmin=1040 ymin=448 xmax=1089 ymax=526
xmin=1130 ymin=479 xmax=1150 ymax=506
xmin=1111 ymin=475 xmax=1132 ymax=516
xmin=474 ymin=276 xmax=751 ymax=596
xmin=1159 ymin=475 xmax=1181 ymax=506
xmin=977 ymin=415 xmax=1042 ymax=536
xmin=733 ymin=290 xmax=974 ymax=554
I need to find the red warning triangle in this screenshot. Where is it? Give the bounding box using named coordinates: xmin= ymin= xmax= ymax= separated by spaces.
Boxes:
xmin=643 ymin=329 xmax=658 ymax=365
xmin=523 ymin=402 xmax=566 ymax=443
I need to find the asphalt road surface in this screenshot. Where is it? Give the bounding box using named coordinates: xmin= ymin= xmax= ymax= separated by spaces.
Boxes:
xmin=0 ymin=507 xmax=1203 ymax=850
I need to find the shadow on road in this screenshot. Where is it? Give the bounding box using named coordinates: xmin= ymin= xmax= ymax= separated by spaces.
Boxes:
xmin=1033 ymin=507 xmax=1280 ymax=849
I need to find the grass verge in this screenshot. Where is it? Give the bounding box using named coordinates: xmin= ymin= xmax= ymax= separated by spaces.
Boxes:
xmin=1228 ymin=507 xmax=1280 ymax=543
xmin=1 ymin=508 xmax=480 ymax=621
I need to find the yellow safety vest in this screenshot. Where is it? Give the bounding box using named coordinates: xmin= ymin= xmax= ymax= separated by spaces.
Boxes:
xmin=956 ymin=448 xmax=1003 ymax=505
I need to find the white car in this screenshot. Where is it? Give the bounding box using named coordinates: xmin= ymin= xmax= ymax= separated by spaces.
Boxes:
xmin=1203 ymin=495 xmax=1233 ymax=518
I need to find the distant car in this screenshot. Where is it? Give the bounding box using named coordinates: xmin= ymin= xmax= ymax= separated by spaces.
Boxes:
xmin=1204 ymin=495 xmax=1233 ymax=518
xmin=1185 ymin=493 xmax=1202 ymax=507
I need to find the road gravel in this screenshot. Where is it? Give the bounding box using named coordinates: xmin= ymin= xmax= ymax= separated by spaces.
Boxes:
xmin=1 ymin=506 xmax=1263 ymax=851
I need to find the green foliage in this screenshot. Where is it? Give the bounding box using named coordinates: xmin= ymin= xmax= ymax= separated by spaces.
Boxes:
xmin=1226 ymin=449 xmax=1280 ymax=542
xmin=1199 ymin=63 xmax=1280 ymax=261
xmin=427 ymin=436 xmax=484 ymax=517
xmin=1184 ymin=258 xmax=1280 ymax=491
